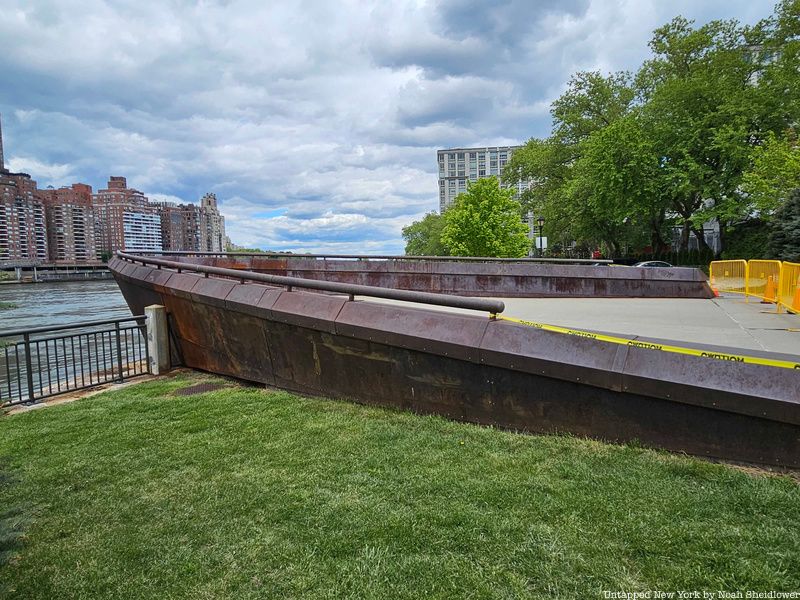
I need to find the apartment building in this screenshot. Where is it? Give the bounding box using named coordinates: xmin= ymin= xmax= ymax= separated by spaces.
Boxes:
xmin=436 ymin=146 xmax=531 ymax=212
xmin=0 ymin=116 xmax=48 ymax=262
xmin=38 ymin=184 xmax=97 ymax=263
xmin=122 ymin=212 xmax=163 ymax=252
xmin=158 ymin=194 xmax=226 ymax=252
xmin=159 ymin=202 xmax=202 ymax=251
xmin=93 ymin=176 xmax=162 ymax=254
xmin=0 ymin=114 xmax=230 ymax=261
xmin=0 ymin=170 xmax=48 ymax=262
xmin=200 ymin=192 xmax=225 ymax=252
xmin=159 ymin=203 xmax=184 ymax=251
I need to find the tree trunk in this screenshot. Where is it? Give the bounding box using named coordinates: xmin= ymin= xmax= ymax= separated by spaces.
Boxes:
xmin=678 ymin=221 xmax=691 ymax=253
xmin=602 ymin=239 xmax=617 ymax=258
xmin=690 ymin=226 xmax=713 ymax=254
xmin=715 ymin=220 xmax=725 ymax=258
xmin=650 ymin=212 xmax=668 ymax=254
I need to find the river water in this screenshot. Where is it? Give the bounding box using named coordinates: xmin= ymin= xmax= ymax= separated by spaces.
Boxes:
xmin=0 ymin=281 xmax=137 ymax=405
xmin=0 ymin=280 xmax=131 ymax=331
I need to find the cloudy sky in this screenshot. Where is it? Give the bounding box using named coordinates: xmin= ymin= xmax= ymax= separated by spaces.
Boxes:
xmin=0 ymin=0 xmax=775 ymax=254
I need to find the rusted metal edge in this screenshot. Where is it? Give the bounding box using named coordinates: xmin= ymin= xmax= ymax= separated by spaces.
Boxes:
xmin=162 ymin=254 xmax=712 ymax=288
xmin=137 ymin=250 xmax=612 ymax=264
xmin=115 ymin=251 xmax=506 ymax=314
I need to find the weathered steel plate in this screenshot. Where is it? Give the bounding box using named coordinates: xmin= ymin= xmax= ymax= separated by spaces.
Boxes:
xmin=111 ymin=256 xmax=799 ymax=468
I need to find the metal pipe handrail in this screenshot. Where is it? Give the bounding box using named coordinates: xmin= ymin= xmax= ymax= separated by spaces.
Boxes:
xmin=138 ymin=250 xmax=611 ymax=265
xmin=116 ymin=252 xmax=506 ymax=314
xmin=0 ymin=315 xmax=146 ymax=338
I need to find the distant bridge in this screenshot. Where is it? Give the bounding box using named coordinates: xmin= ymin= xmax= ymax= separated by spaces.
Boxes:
xmin=1 ymin=260 xmax=110 ymax=282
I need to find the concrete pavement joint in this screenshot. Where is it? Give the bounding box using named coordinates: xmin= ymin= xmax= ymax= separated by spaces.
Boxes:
xmin=712 ymin=297 xmax=769 ymax=352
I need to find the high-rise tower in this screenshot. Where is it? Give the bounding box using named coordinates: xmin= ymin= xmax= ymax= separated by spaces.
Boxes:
xmin=0 ymin=112 xmax=5 ymax=172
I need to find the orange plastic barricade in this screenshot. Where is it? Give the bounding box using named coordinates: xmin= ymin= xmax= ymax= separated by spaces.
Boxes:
xmin=747 ymin=259 xmax=782 ymax=303
xmin=709 ymin=260 xmax=748 ymax=295
xmin=777 ymin=261 xmax=800 ymax=314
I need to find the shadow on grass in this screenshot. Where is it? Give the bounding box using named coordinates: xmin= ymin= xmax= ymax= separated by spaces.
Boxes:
xmin=0 ymin=460 xmax=26 ymax=595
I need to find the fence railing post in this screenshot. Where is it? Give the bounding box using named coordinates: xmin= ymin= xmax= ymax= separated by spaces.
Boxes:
xmin=145 ymin=305 xmax=170 ymax=375
xmin=114 ymin=321 xmax=124 ymax=382
xmin=23 ymin=332 xmax=35 ymax=402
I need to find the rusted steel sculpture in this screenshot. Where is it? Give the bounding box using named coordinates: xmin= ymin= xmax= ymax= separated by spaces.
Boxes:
xmin=155 ymin=251 xmax=715 ymax=299
xmin=111 ymin=253 xmax=799 ymax=468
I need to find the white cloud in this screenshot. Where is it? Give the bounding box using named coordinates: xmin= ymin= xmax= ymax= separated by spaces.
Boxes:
xmin=0 ymin=0 xmax=776 ymax=252
xmin=6 ymin=157 xmax=73 ymax=186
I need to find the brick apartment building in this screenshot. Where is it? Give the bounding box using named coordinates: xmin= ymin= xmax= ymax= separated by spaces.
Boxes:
xmin=159 ymin=193 xmax=226 ymax=252
xmin=0 ymin=114 xmax=227 ymax=263
xmin=0 ymin=122 xmax=47 ymax=261
xmin=0 ymin=114 xmax=48 ymax=262
xmin=92 ymin=176 xmax=162 ymax=254
xmin=0 ymin=169 xmax=48 ymax=263
xmin=37 ymin=183 xmax=97 ymax=263
xmin=159 ymin=203 xmax=184 ymax=251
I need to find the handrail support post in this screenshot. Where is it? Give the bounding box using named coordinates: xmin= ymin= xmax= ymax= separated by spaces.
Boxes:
xmin=114 ymin=321 xmax=124 ymax=383
xmin=23 ymin=332 xmax=35 ymax=403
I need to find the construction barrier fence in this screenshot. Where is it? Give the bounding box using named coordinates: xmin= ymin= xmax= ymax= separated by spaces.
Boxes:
xmin=709 ymin=260 xmax=747 ymax=295
xmin=778 ymin=261 xmax=800 ymax=314
xmin=710 ymin=259 xmax=800 ymax=314
xmin=747 ymin=259 xmax=782 ymax=303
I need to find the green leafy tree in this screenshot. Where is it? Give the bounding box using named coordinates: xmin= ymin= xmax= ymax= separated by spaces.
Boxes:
xmin=506 ymin=4 xmax=800 ymax=258
xmin=504 ymin=71 xmax=638 ymax=254
xmin=502 ymin=137 xmax=571 ymax=243
xmin=751 ymin=0 xmax=800 ymax=136
xmin=637 ymin=16 xmax=759 ymax=254
xmin=550 ymin=71 xmax=635 ymax=149
xmin=441 ymin=178 xmax=530 ymax=258
xmin=768 ymin=188 xmax=800 ymax=261
xmin=741 ymin=132 xmax=800 ymax=215
xmin=402 ymin=212 xmax=448 ymax=256
xmin=720 ymin=220 xmax=770 ymax=259
xmin=565 ymin=111 xmax=669 ymax=255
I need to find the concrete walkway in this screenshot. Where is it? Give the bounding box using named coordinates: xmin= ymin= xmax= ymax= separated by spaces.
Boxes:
xmin=497 ymin=294 xmax=799 ymax=355
xmin=363 ymin=293 xmax=800 ymax=356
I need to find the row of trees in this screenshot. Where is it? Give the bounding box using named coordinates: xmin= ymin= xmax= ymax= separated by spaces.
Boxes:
xmin=404 ymin=1 xmax=800 ymax=260
xmin=503 ymin=1 xmax=799 ymax=260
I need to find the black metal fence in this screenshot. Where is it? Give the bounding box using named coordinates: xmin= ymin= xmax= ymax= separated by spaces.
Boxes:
xmin=1 ymin=316 xmax=150 ymax=407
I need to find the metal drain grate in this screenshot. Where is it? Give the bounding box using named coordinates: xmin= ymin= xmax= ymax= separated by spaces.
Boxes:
xmin=172 ymin=383 xmax=227 ymax=396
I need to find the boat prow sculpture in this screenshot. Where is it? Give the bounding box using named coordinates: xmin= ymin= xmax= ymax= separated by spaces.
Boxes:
xmin=110 ymin=252 xmax=800 ymax=469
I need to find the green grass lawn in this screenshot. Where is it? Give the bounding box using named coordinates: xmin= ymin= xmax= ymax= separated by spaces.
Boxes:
xmin=1 ymin=373 xmax=798 ymax=599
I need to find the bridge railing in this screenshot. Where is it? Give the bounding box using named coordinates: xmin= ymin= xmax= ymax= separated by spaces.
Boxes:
xmin=115 ymin=252 xmax=506 ymax=314
xmin=710 ymin=259 xmax=799 ymax=313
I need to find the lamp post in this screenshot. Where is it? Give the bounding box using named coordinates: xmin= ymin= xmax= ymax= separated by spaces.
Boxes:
xmin=537 ymin=216 xmax=545 ymax=257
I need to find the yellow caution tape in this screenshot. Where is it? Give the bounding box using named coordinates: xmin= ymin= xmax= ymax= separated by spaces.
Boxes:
xmin=494 ymin=314 xmax=800 ymax=371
